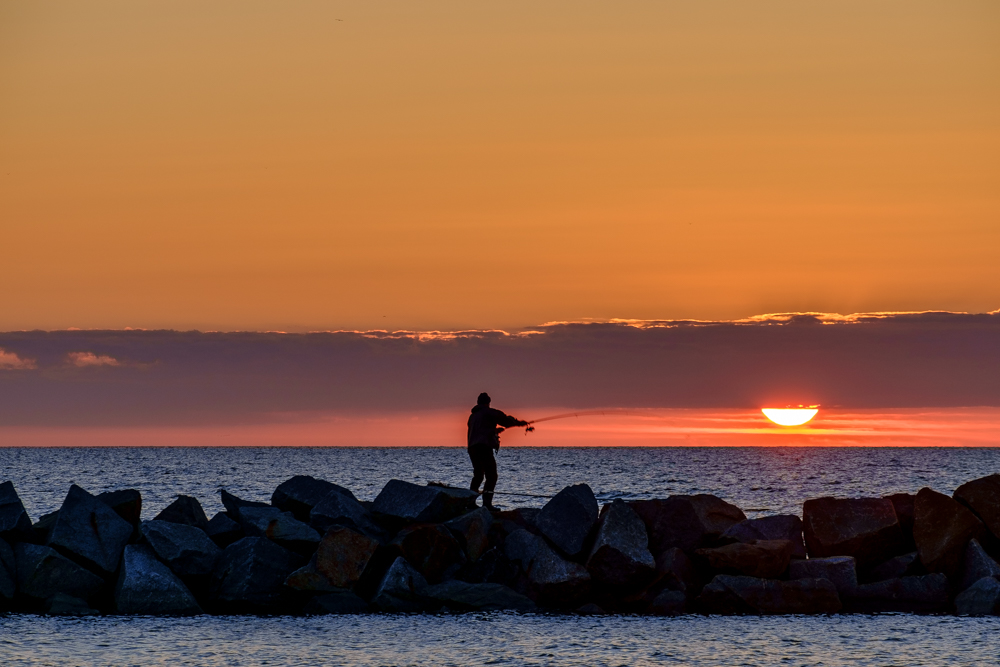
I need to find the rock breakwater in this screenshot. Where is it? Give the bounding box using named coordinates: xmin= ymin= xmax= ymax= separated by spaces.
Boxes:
xmin=1 ymin=474 xmax=999 ymax=616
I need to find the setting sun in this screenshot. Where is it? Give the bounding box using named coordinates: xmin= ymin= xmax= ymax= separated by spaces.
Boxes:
xmin=762 ymin=407 xmax=819 ymax=426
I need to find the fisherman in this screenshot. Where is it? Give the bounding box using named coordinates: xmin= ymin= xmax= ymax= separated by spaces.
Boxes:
xmin=467 ymin=392 xmax=528 ymax=510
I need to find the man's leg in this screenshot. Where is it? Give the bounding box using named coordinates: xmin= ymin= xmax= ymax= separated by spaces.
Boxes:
xmin=469 ymin=447 xmax=485 ymax=493
xmin=482 ymin=449 xmax=499 ymax=509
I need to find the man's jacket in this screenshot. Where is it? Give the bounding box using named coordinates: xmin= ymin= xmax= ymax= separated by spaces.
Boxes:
xmin=467 ymin=405 xmax=524 ymax=450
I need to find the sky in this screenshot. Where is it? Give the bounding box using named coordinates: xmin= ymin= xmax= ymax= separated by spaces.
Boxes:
xmin=2 ymin=1 xmax=999 ymax=332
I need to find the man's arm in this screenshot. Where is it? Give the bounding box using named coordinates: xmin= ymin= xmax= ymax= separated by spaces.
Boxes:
xmin=493 ymin=409 xmax=528 ymax=428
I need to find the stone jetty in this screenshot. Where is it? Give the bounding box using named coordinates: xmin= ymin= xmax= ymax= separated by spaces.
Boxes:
xmin=1 ymin=475 xmax=999 ymax=616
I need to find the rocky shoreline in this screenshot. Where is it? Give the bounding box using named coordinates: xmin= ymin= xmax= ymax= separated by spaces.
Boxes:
xmin=1 ymin=474 xmax=999 ymax=616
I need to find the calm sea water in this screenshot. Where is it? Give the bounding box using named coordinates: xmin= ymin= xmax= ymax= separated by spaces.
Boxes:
xmin=1 ymin=446 xmax=999 ymax=667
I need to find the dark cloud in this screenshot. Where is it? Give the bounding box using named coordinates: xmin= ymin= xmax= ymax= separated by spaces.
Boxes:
xmin=1 ymin=311 xmax=998 ymax=426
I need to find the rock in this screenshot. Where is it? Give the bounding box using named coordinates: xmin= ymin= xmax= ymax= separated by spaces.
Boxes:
xmin=303 ymin=589 xmax=370 ymax=614
xmin=886 ymin=493 xmax=916 ymax=534
xmin=696 ymin=575 xmax=841 ymax=615
xmin=575 ymin=602 xmax=607 ymax=615
xmin=154 ymin=495 xmax=210 ymax=530
xmin=97 ymin=489 xmax=143 ymax=527
xmin=444 ymin=507 xmax=493 ymax=562
xmin=43 ymin=593 xmax=99 ymax=616
xmin=205 ymin=512 xmax=243 ymax=548
xmin=220 ymin=490 xmax=270 ymax=520
xmin=789 ymin=556 xmax=857 ymax=596
xmin=652 ymin=547 xmax=698 ymax=597
xmin=392 ymin=524 xmax=466 ymax=584
xmin=493 ymin=507 xmax=541 ymax=535
xmin=864 ymin=551 xmax=923 ymax=583
xmin=115 ymin=544 xmax=202 ymax=615
xmin=0 ymin=481 xmax=32 ymax=538
xmin=504 ymin=529 xmax=591 ymax=607
xmin=0 ymin=537 xmax=15 ymax=603
xmin=721 ymin=515 xmax=806 ymax=559
xmin=454 ymin=546 xmax=518 ymax=586
xmin=586 ymin=500 xmax=655 ymax=590
xmin=32 ymin=511 xmax=59 ymax=543
xmin=14 ymin=543 xmax=105 ymax=603
xmin=48 ymin=484 xmax=133 ymax=575
xmin=309 ymin=487 xmax=382 ymax=539
xmin=649 ymin=589 xmax=687 ymax=615
xmin=210 ymin=537 xmax=304 ymax=612
xmin=425 ymin=580 xmax=536 ymax=611
xmin=272 ymin=476 xmax=357 ymax=522
xmin=694 ymin=540 xmax=793 ymax=579
xmin=913 ymin=487 xmax=985 ymax=578
xmin=802 ymin=497 xmax=906 ymax=568
xmin=371 ymin=480 xmax=477 ymax=525
xmin=954 ymin=576 xmax=1000 ymax=616
xmin=238 ymin=506 xmax=321 ymax=556
xmin=535 ymin=484 xmax=599 ymax=559
xmin=371 ymin=556 xmax=432 ymax=612
xmin=629 ymin=495 xmax=746 ymax=554
xmin=286 ymin=526 xmax=379 ymax=591
xmin=140 ymin=520 xmax=221 ymax=578
xmin=845 ymin=573 xmax=950 ymax=613
xmin=960 ymin=538 xmax=1000 ymax=591
xmin=954 ymin=474 xmax=1000 ymax=545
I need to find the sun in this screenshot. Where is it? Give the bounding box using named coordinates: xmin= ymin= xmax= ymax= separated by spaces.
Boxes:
xmin=762 ymin=407 xmax=819 ymax=426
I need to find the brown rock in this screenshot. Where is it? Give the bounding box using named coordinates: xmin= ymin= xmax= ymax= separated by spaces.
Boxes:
xmin=653 ymin=547 xmax=699 ymax=597
xmin=286 ymin=526 xmax=381 ymax=593
xmin=392 ymin=524 xmax=466 ymax=584
xmin=695 ymin=540 xmax=793 ymax=579
xmin=629 ymin=495 xmax=745 ymax=554
xmin=720 ymin=515 xmax=806 ymax=559
xmin=954 ymin=474 xmax=1000 ymax=544
xmin=696 ymin=575 xmax=841 ymax=615
xmin=913 ymin=487 xmax=985 ymax=578
xmin=444 ymin=508 xmax=493 ymax=562
xmin=802 ymin=497 xmax=905 ymax=568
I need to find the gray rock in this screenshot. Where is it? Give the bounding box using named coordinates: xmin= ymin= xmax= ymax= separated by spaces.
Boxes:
xmin=32 ymin=511 xmax=59 ymax=543
xmin=115 ymin=544 xmax=202 ymax=615
xmin=586 ymin=499 xmax=655 ymax=590
xmin=575 ymin=602 xmax=607 ymax=615
xmin=303 ymin=589 xmax=370 ymax=614
xmin=210 ymin=537 xmax=304 ymax=612
xmin=914 ymin=487 xmax=985 ymax=579
xmin=14 ymin=543 xmax=104 ymax=602
xmin=220 ymin=490 xmax=270 ymax=521
xmin=802 ymin=496 xmax=906 ymax=569
xmin=954 ymin=576 xmax=1000 ymax=616
xmin=425 ymin=580 xmax=536 ymax=611
xmin=309 ymin=487 xmax=381 ymax=538
xmin=140 ymin=520 xmax=221 ymax=577
xmin=504 ymin=529 xmax=591 ymax=607
xmin=535 ymin=484 xmax=599 ymax=559
xmin=372 ymin=480 xmax=477 ymax=525
xmin=48 ymin=484 xmax=132 ymax=575
xmin=0 ymin=537 xmax=15 ymax=603
xmin=865 ymin=551 xmax=923 ymax=583
xmin=789 ymin=556 xmax=857 ymax=596
xmin=721 ymin=515 xmax=806 ymax=559
xmin=97 ymin=489 xmax=142 ymax=527
xmin=43 ymin=592 xmax=99 ymax=616
xmin=653 ymin=547 xmax=698 ymax=597
xmin=372 ymin=556 xmax=432 ymax=612
xmin=696 ymin=575 xmax=841 ymax=615
xmin=154 ymin=495 xmax=210 ymax=530
xmin=960 ymin=538 xmax=1000 ymax=591
xmin=444 ymin=507 xmax=494 ymax=562
xmin=205 ymin=512 xmax=243 ymax=548
xmin=272 ymin=476 xmax=356 ymax=522
xmin=953 ymin=474 xmax=1000 ymax=545
xmin=649 ymin=589 xmax=687 ymax=615
xmin=845 ymin=573 xmax=950 ymax=613
xmin=453 ymin=546 xmax=518 ymax=586
xmin=629 ymin=494 xmax=746 ymax=554
xmin=391 ymin=523 xmax=466 ymax=584
xmin=0 ymin=481 xmax=32 ymax=537
xmin=238 ymin=506 xmax=321 ymax=555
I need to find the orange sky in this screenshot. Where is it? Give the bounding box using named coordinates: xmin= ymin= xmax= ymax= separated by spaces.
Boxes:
xmin=2 ymin=1 xmax=998 ymax=331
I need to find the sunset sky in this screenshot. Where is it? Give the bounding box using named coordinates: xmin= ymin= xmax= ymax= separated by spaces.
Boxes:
xmin=2 ymin=1 xmax=998 ymax=332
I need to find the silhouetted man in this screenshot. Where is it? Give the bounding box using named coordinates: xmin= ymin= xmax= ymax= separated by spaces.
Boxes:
xmin=467 ymin=392 xmax=528 ymax=510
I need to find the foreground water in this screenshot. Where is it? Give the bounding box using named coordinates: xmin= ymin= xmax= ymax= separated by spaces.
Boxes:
xmin=2 ymin=446 xmax=999 ymax=666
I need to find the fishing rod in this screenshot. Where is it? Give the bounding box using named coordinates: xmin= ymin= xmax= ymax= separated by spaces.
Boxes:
xmin=522 ymin=409 xmax=638 ymax=433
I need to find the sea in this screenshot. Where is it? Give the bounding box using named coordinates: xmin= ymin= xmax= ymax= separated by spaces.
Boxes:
xmin=2 ymin=446 xmax=999 ymax=667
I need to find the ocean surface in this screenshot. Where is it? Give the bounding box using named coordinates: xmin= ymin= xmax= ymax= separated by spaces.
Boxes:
xmin=2 ymin=446 xmax=999 ymax=666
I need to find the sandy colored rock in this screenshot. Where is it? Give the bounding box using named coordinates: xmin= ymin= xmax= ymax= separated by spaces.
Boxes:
xmin=695 ymin=539 xmax=793 ymax=579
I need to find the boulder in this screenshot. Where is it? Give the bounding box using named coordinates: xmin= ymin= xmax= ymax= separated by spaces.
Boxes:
xmin=48 ymin=484 xmax=133 ymax=575
xmin=652 ymin=547 xmax=698 ymax=597
xmin=505 ymin=528 xmax=590 ymax=607
xmin=140 ymin=520 xmax=221 ymax=578
xmin=205 ymin=512 xmax=243 ymax=548
xmin=789 ymin=556 xmax=857 ymax=596
xmin=309 ymin=487 xmax=382 ymax=539
xmin=629 ymin=494 xmax=746 ymax=554
xmin=392 ymin=523 xmax=466 ymax=584
xmin=845 ymin=573 xmax=950 ymax=613
xmin=286 ymin=526 xmax=379 ymax=591
xmin=494 ymin=507 xmax=541 ymax=535
xmin=444 ymin=507 xmax=493 ymax=562
xmin=425 ymin=580 xmax=536 ymax=611
xmin=43 ymin=593 xmax=99 ymax=616
xmin=0 ymin=481 xmax=32 ymax=538
xmin=694 ymin=540 xmax=793 ymax=579
xmin=802 ymin=496 xmax=905 ymax=568
xmin=954 ymin=474 xmax=1000 ymax=545
xmin=649 ymin=589 xmax=687 ymax=615
xmin=913 ymin=487 xmax=985 ymax=578
xmin=32 ymin=511 xmax=59 ymax=543
xmin=371 ymin=480 xmax=477 ymax=525
xmin=454 ymin=546 xmax=518 ymax=586
xmin=303 ymin=589 xmax=370 ymax=614
xmin=535 ymin=484 xmax=599 ymax=559
xmin=886 ymin=493 xmax=916 ymax=535
xmin=14 ymin=543 xmax=104 ymax=603
xmin=371 ymin=556 xmax=432 ymax=612
xmin=272 ymin=476 xmax=357 ymax=522
xmin=960 ymin=538 xmax=1000 ymax=591
xmin=115 ymin=544 xmax=202 ymax=615
xmin=238 ymin=506 xmax=321 ymax=556
xmin=954 ymin=576 xmax=1000 ymax=616
xmin=0 ymin=537 xmax=15 ymax=603
xmin=220 ymin=490 xmax=270 ymax=521
xmin=721 ymin=515 xmax=806 ymax=559
xmin=210 ymin=537 xmax=304 ymax=612
xmin=97 ymin=489 xmax=143 ymax=527
xmin=586 ymin=500 xmax=655 ymax=590
xmin=864 ymin=551 xmax=923 ymax=583
xmin=575 ymin=602 xmax=607 ymax=615
xmin=153 ymin=495 xmax=210 ymax=530
xmin=696 ymin=575 xmax=841 ymax=615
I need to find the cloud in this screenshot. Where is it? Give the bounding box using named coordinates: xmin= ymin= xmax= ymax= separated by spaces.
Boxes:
xmin=0 ymin=348 xmax=37 ymax=370
xmin=66 ymin=352 xmax=122 ymax=367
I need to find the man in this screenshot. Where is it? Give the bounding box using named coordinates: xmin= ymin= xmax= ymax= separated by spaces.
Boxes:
xmin=467 ymin=392 xmax=528 ymax=510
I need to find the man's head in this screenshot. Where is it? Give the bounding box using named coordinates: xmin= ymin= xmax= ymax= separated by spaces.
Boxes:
xmin=477 ymin=392 xmax=491 ymax=406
